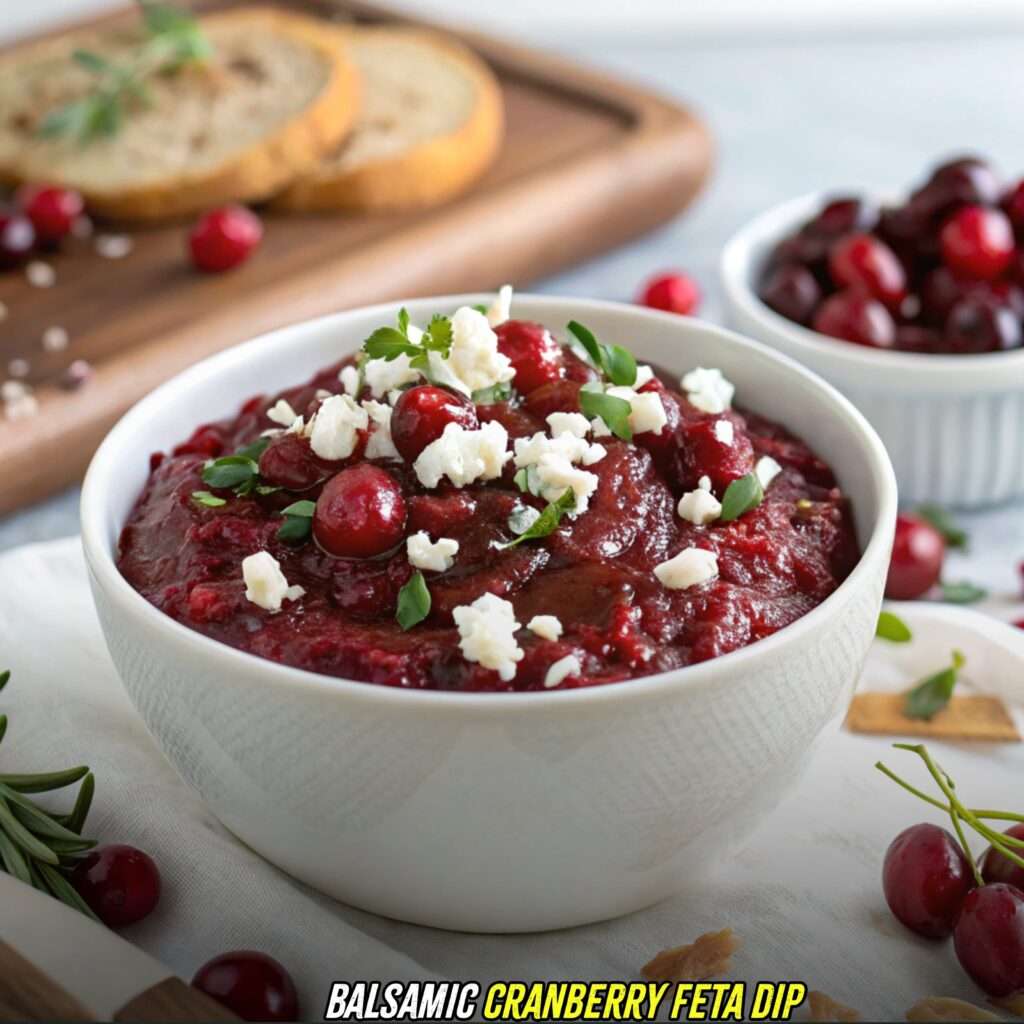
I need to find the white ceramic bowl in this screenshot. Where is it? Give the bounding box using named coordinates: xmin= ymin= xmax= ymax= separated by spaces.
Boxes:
xmin=721 ymin=192 xmax=1024 ymax=508
xmin=81 ymin=295 xmax=896 ymax=933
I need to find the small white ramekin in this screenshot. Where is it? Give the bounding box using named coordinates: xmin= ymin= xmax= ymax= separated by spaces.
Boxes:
xmin=721 ymin=192 xmax=1024 ymax=508
xmin=81 ymin=295 xmax=896 ymax=932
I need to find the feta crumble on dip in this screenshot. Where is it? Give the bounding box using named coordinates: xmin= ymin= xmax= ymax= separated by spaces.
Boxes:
xmin=118 ymin=289 xmax=859 ymax=691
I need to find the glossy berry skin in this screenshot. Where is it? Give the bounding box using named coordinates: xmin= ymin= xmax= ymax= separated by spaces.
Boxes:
xmin=259 ymin=434 xmax=326 ymax=491
xmin=940 ymin=205 xmax=1015 ymax=280
xmin=809 ymin=196 xmax=878 ymax=238
xmin=981 ymin=824 xmax=1024 ymax=891
xmin=314 ymin=464 xmax=406 ymax=558
xmin=637 ymin=271 xmax=701 ymax=316
xmin=946 ymin=297 xmax=1022 ymax=353
xmin=193 ymin=950 xmax=299 ymax=1022
xmin=930 ymin=157 xmax=1002 ymax=208
xmin=189 ymin=205 xmax=263 ymax=273
xmin=759 ymin=264 xmax=821 ymax=325
xmin=828 ymin=233 xmax=907 ymax=308
xmin=494 ymin=320 xmax=565 ymax=394
xmin=882 ymin=823 xmax=974 ymax=939
xmin=390 ymin=385 xmax=478 ymax=462
xmin=0 ymin=210 xmax=36 ymax=269
xmin=885 ymin=513 xmax=945 ymax=600
xmin=812 ymin=289 xmax=896 ymax=348
xmin=953 ymin=883 xmax=1024 ymax=997
xmin=71 ymin=844 xmax=161 ymax=928
xmin=17 ymin=184 xmax=84 ymax=243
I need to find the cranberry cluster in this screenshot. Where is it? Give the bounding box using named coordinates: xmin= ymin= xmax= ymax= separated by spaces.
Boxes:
xmin=0 ymin=185 xmax=84 ymax=267
xmin=759 ymin=156 xmax=1024 ymax=354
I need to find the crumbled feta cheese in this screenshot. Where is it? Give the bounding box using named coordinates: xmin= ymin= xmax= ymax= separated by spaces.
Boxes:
xmin=580 ymin=443 xmax=607 ymax=466
xmin=508 ymin=503 xmax=541 ymax=536
xmin=364 ymin=353 xmax=421 ymax=398
xmin=654 ymin=547 xmax=719 ymax=590
xmin=699 ymin=475 xmax=712 ymax=491
xmin=682 ymin=367 xmax=735 ymax=414
xmin=339 ymin=365 xmax=361 ymax=396
xmin=414 ymin=421 xmax=510 ymax=488
xmin=606 ymin=386 xmax=668 ymax=435
xmin=446 ymin=306 xmax=515 ymax=393
xmin=308 ymin=394 xmax=368 ymax=461
xmin=427 ymin=349 xmax=471 ymax=396
xmin=486 ymin=284 xmax=514 ymax=327
xmin=713 ymin=419 xmax=734 ymax=445
xmin=452 ymin=593 xmax=524 ymax=681
xmin=546 ymin=411 xmax=590 ymax=438
xmin=266 ymin=399 xmax=299 ymax=427
xmin=590 ymin=417 xmax=612 ymax=438
xmin=544 ymin=654 xmax=581 ymax=688
xmin=635 ymin=364 xmax=655 ymax=388
xmin=407 ymin=531 xmax=459 ymax=572
xmin=286 ymin=415 xmax=306 ymax=436
xmin=755 ymin=455 xmax=783 ymax=489
xmin=513 ymin=430 xmax=605 ymax=513
xmin=677 ymin=487 xmax=722 ymax=526
xmin=242 ymin=551 xmax=305 ymax=612
xmin=363 ymin=399 xmax=399 ymax=460
xmin=528 ymin=615 xmax=563 ymax=641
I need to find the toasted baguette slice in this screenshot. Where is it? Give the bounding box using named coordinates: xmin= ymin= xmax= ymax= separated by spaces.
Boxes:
xmin=274 ymin=26 xmax=503 ymax=212
xmin=0 ymin=8 xmax=360 ymax=221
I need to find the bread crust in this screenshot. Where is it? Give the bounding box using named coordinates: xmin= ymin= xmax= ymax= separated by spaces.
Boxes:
xmin=273 ymin=27 xmax=503 ymax=213
xmin=0 ymin=8 xmax=361 ymax=222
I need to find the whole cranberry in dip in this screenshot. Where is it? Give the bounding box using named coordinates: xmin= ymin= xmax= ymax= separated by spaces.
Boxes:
xmin=117 ymin=291 xmax=859 ymax=691
xmin=759 ymin=155 xmax=1024 ymax=354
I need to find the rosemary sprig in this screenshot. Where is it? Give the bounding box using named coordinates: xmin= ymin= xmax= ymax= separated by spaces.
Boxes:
xmin=40 ymin=1 xmax=211 ymax=145
xmin=0 ymin=669 xmax=99 ymax=919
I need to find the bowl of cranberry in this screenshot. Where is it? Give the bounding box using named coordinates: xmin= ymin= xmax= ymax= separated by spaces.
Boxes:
xmin=81 ymin=292 xmax=895 ymax=932
xmin=721 ymin=156 xmax=1024 ymax=509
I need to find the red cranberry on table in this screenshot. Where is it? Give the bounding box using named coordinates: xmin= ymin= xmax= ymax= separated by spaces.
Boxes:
xmin=760 ymin=264 xmax=821 ymax=325
xmin=812 ymin=290 xmax=896 ymax=348
xmin=70 ymin=844 xmax=161 ymax=928
xmin=17 ymin=184 xmax=84 ymax=244
xmin=192 ymin=950 xmax=299 ymax=1022
xmin=189 ymin=205 xmax=263 ymax=273
xmin=953 ymin=883 xmax=1024 ymax=997
xmin=940 ymin=205 xmax=1015 ymax=280
xmin=314 ymin=464 xmax=407 ymax=558
xmin=882 ymin=823 xmax=974 ymax=939
xmin=492 ymin=319 xmax=565 ymax=394
xmin=981 ymin=823 xmax=1024 ymax=891
xmin=0 ymin=210 xmax=36 ymax=269
xmin=637 ymin=271 xmax=701 ymax=316
xmin=885 ymin=513 xmax=945 ymax=600
xmin=391 ymin=385 xmax=478 ymax=462
xmin=828 ymin=233 xmax=907 ymax=308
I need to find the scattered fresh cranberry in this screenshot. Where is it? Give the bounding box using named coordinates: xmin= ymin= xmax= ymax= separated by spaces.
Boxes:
xmin=812 ymin=290 xmax=896 ymax=348
xmin=940 ymin=205 xmax=1015 ymax=280
xmin=494 ymin=320 xmax=565 ymax=394
xmin=828 ymin=233 xmax=907 ymax=308
xmin=314 ymin=464 xmax=406 ymax=558
xmin=885 ymin=513 xmax=945 ymax=600
xmin=192 ymin=951 xmax=299 ymax=1022
xmin=71 ymin=844 xmax=161 ymax=928
xmin=0 ymin=210 xmax=36 ymax=269
xmin=17 ymin=184 xmax=84 ymax=244
xmin=882 ymin=823 xmax=975 ymax=939
xmin=189 ymin=205 xmax=263 ymax=273
xmin=637 ymin=271 xmax=701 ymax=316
xmin=953 ymin=883 xmax=1024 ymax=996
xmin=760 ymin=264 xmax=821 ymax=325
xmin=391 ymin=385 xmax=478 ymax=462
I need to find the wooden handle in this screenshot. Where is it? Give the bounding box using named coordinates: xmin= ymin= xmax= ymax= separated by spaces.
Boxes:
xmin=114 ymin=977 xmax=240 ymax=1022
xmin=0 ymin=941 xmax=91 ymax=1021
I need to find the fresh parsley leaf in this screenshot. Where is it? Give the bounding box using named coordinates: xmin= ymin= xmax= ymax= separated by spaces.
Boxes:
xmin=0 ymin=669 xmax=10 ymax=692
xmin=499 ymin=489 xmax=576 ymax=549
xmin=396 ymin=571 xmax=431 ymax=630
xmin=201 ymin=455 xmax=259 ymax=490
xmin=277 ymin=500 xmax=316 ymax=543
xmin=916 ymin=505 xmax=968 ymax=549
xmin=472 ymin=381 xmax=513 ymax=405
xmin=566 ymin=320 xmax=603 ymax=369
xmin=566 ymin=321 xmax=637 ymax=387
xmin=397 ymin=307 xmax=410 ymax=337
xmin=903 ymin=650 xmax=966 ymax=720
xmin=192 ymin=490 xmax=226 ymax=508
xmin=719 ymin=472 xmax=764 ymax=522
xmin=472 ymin=303 xmax=488 ymax=314
xmin=423 ymin=314 xmax=453 ymax=354
xmin=939 ymin=581 xmax=988 ymax=605
xmin=363 ymin=327 xmax=419 ymax=362
xmin=140 ymin=1 xmax=211 ymax=64
xmin=578 ymin=387 xmax=632 ymax=441
xmin=236 ymin=436 xmax=271 ymax=463
xmin=876 ymin=610 xmax=913 ymax=643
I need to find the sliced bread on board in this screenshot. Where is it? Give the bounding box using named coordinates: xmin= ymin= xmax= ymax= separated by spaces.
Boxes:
xmin=274 ymin=26 xmax=503 ymax=212
xmin=0 ymin=7 xmax=361 ymax=221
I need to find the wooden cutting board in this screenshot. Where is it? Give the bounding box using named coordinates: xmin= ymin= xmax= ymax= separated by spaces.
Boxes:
xmin=0 ymin=0 xmax=712 ymax=515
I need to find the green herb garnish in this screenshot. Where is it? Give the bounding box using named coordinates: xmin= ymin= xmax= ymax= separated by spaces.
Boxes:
xmin=876 ymin=610 xmax=913 ymax=643
xmin=578 ymin=385 xmax=632 ymax=441
xmin=277 ymin=500 xmax=316 ymax=544
xmin=472 ymin=382 xmax=513 ymax=405
xmin=363 ymin=310 xmax=453 ymax=371
xmin=199 ymin=437 xmax=273 ymax=501
xmin=498 ymin=489 xmax=576 ymax=549
xmin=719 ymin=472 xmax=764 ymax=522
xmin=191 ymin=490 xmax=226 ymax=508
xmin=939 ymin=581 xmax=987 ymax=605
xmin=40 ymin=1 xmax=211 ymax=145
xmin=916 ymin=504 xmax=968 ymax=550
xmin=903 ymin=649 xmax=965 ymax=720
xmin=396 ymin=571 xmax=431 ymax=630
xmin=566 ymin=321 xmax=637 ymax=387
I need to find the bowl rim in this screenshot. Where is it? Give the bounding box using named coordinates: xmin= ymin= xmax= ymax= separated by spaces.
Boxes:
xmin=720 ymin=190 xmax=1024 ymax=384
xmin=81 ymin=293 xmax=897 ymax=714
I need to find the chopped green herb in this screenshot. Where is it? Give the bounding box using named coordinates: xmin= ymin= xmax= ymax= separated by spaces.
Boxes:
xmin=513 ymin=467 xmax=533 ymax=494
xmin=903 ymin=649 xmax=965 ymax=720
xmin=277 ymin=500 xmax=316 ymax=544
xmin=499 ymin=489 xmax=576 ymax=549
xmin=719 ymin=472 xmax=764 ymax=522
xmin=566 ymin=321 xmax=637 ymax=387
xmin=876 ymin=610 xmax=913 ymax=643
xmin=192 ymin=490 xmax=226 ymax=508
xmin=472 ymin=381 xmax=513 ymax=405
xmin=201 ymin=455 xmax=259 ymax=491
xmin=396 ymin=571 xmax=431 ymax=630
xmin=362 ymin=310 xmax=453 ymax=372
xmin=578 ymin=386 xmax=632 ymax=441
xmin=939 ymin=581 xmax=987 ymax=605
xmin=236 ymin=436 xmax=271 ymax=463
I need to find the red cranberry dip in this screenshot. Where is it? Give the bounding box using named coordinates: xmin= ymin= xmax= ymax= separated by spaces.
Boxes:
xmin=758 ymin=155 xmax=1024 ymax=354
xmin=118 ymin=289 xmax=859 ymax=692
